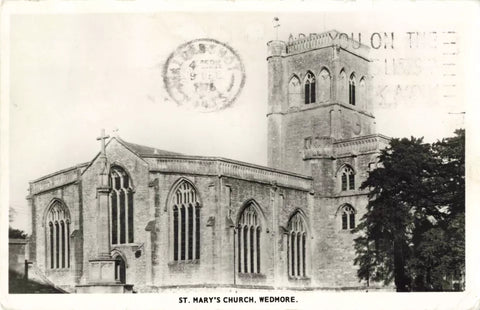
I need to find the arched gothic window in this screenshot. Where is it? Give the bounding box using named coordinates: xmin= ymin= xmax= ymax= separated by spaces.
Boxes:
xmin=338 ymin=69 xmax=347 ymax=103
xmin=318 ymin=68 xmax=331 ymax=102
xmin=341 ymin=205 xmax=356 ymax=230
xmin=359 ymin=77 xmax=366 ymax=109
xmin=340 ymin=165 xmax=355 ymax=191
xmin=46 ymin=201 xmax=70 ymax=269
xmin=110 ymin=166 xmax=134 ymax=245
xmin=237 ymin=203 xmax=261 ymax=274
xmin=349 ymin=74 xmax=356 ymax=105
xmin=288 ymin=75 xmax=302 ymax=107
xmin=304 ymin=72 xmax=316 ymax=104
xmin=288 ymin=212 xmax=307 ymax=278
xmin=172 ymin=180 xmax=201 ymax=261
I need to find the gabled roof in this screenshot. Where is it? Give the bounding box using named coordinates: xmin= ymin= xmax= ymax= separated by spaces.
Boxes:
xmin=79 ymin=136 xmax=183 ymax=177
xmin=116 ymin=137 xmax=182 ymax=157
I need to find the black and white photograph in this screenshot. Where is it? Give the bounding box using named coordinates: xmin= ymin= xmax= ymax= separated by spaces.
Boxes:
xmin=1 ymin=1 xmax=478 ymax=309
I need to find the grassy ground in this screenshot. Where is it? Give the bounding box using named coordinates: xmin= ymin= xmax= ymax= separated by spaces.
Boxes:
xmin=9 ymin=270 xmax=65 ymax=294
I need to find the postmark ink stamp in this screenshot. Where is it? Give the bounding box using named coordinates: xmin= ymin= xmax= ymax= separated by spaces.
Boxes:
xmin=164 ymin=38 xmax=246 ymax=112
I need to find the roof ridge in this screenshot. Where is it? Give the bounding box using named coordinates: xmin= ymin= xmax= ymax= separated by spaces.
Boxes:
xmin=115 ymin=137 xmax=183 ymax=156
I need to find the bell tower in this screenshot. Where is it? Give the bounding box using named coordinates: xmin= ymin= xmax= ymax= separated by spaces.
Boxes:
xmin=266 ymin=30 xmax=378 ymax=179
xmin=266 ymin=30 xmax=390 ymax=286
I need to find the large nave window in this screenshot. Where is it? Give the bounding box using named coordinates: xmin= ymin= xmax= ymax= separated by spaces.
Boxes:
xmin=237 ymin=203 xmax=261 ymax=274
xmin=46 ymin=200 xmax=70 ymax=269
xmin=110 ymin=166 xmax=134 ymax=244
xmin=172 ymin=180 xmax=201 ymax=261
xmin=288 ymin=212 xmax=307 ymax=278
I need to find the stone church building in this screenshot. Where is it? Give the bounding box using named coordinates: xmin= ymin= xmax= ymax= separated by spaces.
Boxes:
xmin=27 ymin=30 xmax=389 ymax=293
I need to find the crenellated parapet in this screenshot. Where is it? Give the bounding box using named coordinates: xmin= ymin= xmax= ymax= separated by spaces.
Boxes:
xmin=286 ymin=30 xmax=370 ymax=60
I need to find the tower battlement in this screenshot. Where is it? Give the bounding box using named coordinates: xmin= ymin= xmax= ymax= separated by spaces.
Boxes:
xmin=285 ymin=30 xmax=370 ymax=59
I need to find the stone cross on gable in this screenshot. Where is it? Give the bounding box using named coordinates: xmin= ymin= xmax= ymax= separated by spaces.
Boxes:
xmin=97 ymin=129 xmax=110 ymax=156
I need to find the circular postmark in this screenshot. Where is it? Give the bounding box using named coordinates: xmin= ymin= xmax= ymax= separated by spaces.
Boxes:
xmin=163 ymin=38 xmax=245 ymax=112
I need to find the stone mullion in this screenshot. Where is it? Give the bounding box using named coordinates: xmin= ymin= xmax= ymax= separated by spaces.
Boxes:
xmin=53 ymin=222 xmax=58 ymax=269
xmin=299 ymin=232 xmax=304 ymax=277
xmin=253 ymin=226 xmax=257 ymax=273
xmin=246 ymin=225 xmax=251 ymax=273
xmin=116 ymin=190 xmax=121 ymax=245
xmin=292 ymin=232 xmax=298 ymax=276
xmin=48 ymin=223 xmax=53 ymax=269
xmin=59 ymin=222 xmax=63 ymax=268
xmin=239 ymin=226 xmax=244 ymax=273
xmin=67 ymin=221 xmax=70 ymax=268
xmin=177 ymin=205 xmax=182 ymax=260
xmin=297 ymin=231 xmax=301 ymax=277
xmin=61 ymin=221 xmax=66 ymax=268
xmin=125 ymin=189 xmax=129 ymax=244
xmin=192 ymin=205 xmax=197 ymax=260
xmin=185 ymin=205 xmax=189 ymax=260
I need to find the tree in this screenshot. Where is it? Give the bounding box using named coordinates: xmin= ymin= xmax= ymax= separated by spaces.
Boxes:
xmin=9 ymin=206 xmax=27 ymax=239
xmin=408 ymin=129 xmax=465 ymax=291
xmin=9 ymin=227 xmax=28 ymax=239
xmin=353 ymin=130 xmax=465 ymax=291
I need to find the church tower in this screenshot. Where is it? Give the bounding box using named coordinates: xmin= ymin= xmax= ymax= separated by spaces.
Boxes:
xmin=267 ymin=30 xmax=384 ymax=192
xmin=267 ymin=30 xmax=390 ymax=285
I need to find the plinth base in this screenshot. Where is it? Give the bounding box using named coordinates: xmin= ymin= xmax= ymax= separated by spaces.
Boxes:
xmin=76 ymin=283 xmax=133 ymax=294
xmin=76 ymin=257 xmax=134 ymax=293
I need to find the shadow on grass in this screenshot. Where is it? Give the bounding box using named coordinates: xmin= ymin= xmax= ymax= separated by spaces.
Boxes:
xmin=9 ymin=269 xmax=65 ymax=294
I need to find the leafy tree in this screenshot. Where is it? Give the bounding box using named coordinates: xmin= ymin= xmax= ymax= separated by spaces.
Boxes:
xmin=409 ymin=129 xmax=465 ymax=291
xmin=9 ymin=227 xmax=27 ymax=239
xmin=9 ymin=206 xmax=28 ymax=239
xmin=354 ymin=130 xmax=465 ymax=291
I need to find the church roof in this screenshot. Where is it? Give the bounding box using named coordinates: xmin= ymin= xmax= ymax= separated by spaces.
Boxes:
xmin=117 ymin=138 xmax=182 ymax=157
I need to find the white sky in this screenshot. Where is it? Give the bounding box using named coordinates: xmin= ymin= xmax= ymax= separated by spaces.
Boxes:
xmin=7 ymin=9 xmax=471 ymax=232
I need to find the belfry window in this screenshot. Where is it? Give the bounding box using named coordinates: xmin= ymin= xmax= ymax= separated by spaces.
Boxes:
xmin=237 ymin=204 xmax=261 ymax=274
xmin=304 ymin=71 xmax=316 ymax=104
xmin=340 ymin=166 xmax=355 ymax=191
xmin=288 ymin=212 xmax=307 ymax=278
xmin=46 ymin=201 xmax=70 ymax=269
xmin=341 ymin=205 xmax=356 ymax=230
xmin=349 ymin=74 xmax=356 ymax=105
xmin=288 ymin=75 xmax=302 ymax=107
xmin=172 ymin=180 xmax=201 ymax=261
xmin=110 ymin=166 xmax=134 ymax=245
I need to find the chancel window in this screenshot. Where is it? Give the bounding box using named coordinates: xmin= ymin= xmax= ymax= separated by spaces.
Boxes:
xmin=288 ymin=212 xmax=307 ymax=278
xmin=341 ymin=205 xmax=356 ymax=230
xmin=46 ymin=201 xmax=70 ymax=269
xmin=304 ymin=71 xmax=316 ymax=104
xmin=237 ymin=204 xmax=261 ymax=274
xmin=110 ymin=166 xmax=134 ymax=245
xmin=349 ymin=74 xmax=356 ymax=105
xmin=172 ymin=180 xmax=201 ymax=261
xmin=341 ymin=166 xmax=355 ymax=191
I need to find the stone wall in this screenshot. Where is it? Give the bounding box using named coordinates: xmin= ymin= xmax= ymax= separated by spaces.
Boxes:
xmin=9 ymin=239 xmax=28 ymax=276
xmin=29 ymin=165 xmax=83 ymax=286
xmin=142 ymin=158 xmax=312 ymax=291
xmin=81 ymin=138 xmax=150 ymax=287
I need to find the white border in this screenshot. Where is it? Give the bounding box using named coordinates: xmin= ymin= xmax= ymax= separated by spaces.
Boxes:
xmin=1 ymin=1 xmax=479 ymax=310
